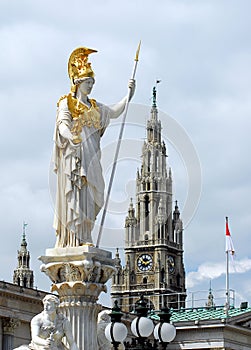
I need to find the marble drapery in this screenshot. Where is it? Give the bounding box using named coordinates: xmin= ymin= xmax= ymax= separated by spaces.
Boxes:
xmin=53 ymin=97 xmax=114 ymax=247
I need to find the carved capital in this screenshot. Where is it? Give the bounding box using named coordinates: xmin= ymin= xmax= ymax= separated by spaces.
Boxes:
xmin=52 ymin=281 xmax=107 ymax=302
xmin=39 ymin=246 xmax=116 ymax=285
xmin=2 ymin=318 xmax=20 ymax=334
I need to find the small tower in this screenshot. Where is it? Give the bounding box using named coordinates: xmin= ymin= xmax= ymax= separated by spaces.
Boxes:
xmin=206 ymin=281 xmax=215 ymax=308
xmin=13 ymin=223 xmax=34 ymax=288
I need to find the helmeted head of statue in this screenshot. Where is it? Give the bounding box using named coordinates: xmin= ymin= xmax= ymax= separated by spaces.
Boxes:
xmin=68 ymin=47 xmax=97 ymax=92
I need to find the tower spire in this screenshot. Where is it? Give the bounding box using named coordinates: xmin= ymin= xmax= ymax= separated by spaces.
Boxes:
xmin=152 ymin=86 xmax=157 ymax=108
xmin=13 ymin=222 xmax=34 ymax=288
xmin=152 ymin=80 xmax=161 ymax=108
xmin=21 ymin=222 xmax=28 ymax=249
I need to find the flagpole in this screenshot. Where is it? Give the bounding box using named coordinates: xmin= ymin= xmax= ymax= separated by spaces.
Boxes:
xmin=225 ymin=216 xmax=230 ymax=314
xmin=96 ymin=41 xmax=141 ymax=248
xmin=226 ymin=244 xmax=230 ymax=312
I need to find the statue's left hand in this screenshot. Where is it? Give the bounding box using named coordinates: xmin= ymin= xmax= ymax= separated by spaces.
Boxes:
xmin=128 ymin=79 xmax=136 ymax=101
xmin=82 ymin=176 xmax=87 ymax=186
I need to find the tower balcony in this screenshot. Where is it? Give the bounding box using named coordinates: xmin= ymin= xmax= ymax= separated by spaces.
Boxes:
xmin=128 ymin=239 xmax=182 ymax=250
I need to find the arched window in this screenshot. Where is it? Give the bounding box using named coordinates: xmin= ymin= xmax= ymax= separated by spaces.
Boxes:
xmin=117 ymin=271 xmax=121 ymax=284
xmin=161 ymin=268 xmax=165 ymax=283
xmin=145 ymin=195 xmax=149 ymax=231
xmin=176 ymin=273 xmax=181 ymax=287
xmin=143 ymin=277 xmax=147 ymax=284
xmin=131 ymin=271 xmax=135 ymax=283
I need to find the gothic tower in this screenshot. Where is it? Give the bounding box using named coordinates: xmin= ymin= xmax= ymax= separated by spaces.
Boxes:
xmin=111 ymin=87 xmax=186 ymax=312
xmin=13 ymin=223 xmax=34 ymax=288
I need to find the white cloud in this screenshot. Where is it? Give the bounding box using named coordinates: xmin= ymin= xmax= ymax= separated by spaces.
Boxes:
xmin=187 ymin=258 xmax=251 ymax=289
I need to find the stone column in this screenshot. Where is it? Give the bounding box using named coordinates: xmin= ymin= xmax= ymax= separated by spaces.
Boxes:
xmin=39 ymin=246 xmax=116 ymax=350
xmin=2 ymin=318 xmax=20 ymax=350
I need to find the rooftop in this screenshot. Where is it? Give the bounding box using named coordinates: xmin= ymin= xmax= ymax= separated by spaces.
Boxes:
xmin=150 ymin=305 xmax=251 ymax=323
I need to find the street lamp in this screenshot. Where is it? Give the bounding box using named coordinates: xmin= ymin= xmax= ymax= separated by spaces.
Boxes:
xmin=130 ymin=295 xmax=154 ymax=348
xmin=153 ymin=303 xmax=176 ymax=350
xmin=105 ymin=296 xmax=176 ymax=349
xmin=105 ymin=300 xmax=128 ymax=350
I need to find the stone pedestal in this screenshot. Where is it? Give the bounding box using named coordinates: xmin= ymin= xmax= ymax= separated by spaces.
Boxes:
xmin=39 ymin=246 xmax=116 ymax=350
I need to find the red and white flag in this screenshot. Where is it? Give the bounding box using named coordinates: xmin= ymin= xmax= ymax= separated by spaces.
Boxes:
xmin=226 ymin=217 xmax=235 ymax=255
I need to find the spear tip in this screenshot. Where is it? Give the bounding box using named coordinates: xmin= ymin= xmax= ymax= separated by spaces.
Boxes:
xmin=135 ymin=40 xmax=141 ymax=62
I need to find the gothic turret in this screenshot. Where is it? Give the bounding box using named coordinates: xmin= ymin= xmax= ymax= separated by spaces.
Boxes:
xmin=125 ymin=198 xmax=137 ymax=244
xmin=206 ymin=284 xmax=215 ymax=309
xmin=173 ymin=200 xmax=183 ymax=245
xmin=13 ymin=223 xmax=34 ymax=288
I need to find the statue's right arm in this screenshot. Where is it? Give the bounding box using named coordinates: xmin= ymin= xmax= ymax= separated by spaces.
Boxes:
xmin=58 ymin=122 xmax=73 ymax=141
xmin=57 ymin=100 xmax=74 ymax=141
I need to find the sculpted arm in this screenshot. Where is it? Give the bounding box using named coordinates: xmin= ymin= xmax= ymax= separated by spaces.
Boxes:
xmin=56 ymin=103 xmax=74 ymax=141
xmin=109 ymin=79 xmax=136 ymax=119
xmin=58 ymin=122 xmax=73 ymax=141
xmin=31 ymin=317 xmax=50 ymax=348
xmin=56 ymin=102 xmax=82 ymax=146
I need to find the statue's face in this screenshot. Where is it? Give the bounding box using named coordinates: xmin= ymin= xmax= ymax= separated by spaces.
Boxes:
xmin=43 ymin=298 xmax=56 ymax=313
xmin=78 ymin=78 xmax=95 ymax=96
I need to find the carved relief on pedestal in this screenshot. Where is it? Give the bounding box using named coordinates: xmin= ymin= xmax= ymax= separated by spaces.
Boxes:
xmin=58 ymin=263 xmax=82 ymax=282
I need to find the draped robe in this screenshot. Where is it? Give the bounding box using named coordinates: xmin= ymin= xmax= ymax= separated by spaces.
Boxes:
xmin=53 ymin=97 xmax=112 ymax=247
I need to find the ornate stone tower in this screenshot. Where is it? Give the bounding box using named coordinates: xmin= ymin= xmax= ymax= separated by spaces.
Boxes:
xmin=13 ymin=223 xmax=34 ymax=288
xmin=111 ymin=87 xmax=186 ymax=312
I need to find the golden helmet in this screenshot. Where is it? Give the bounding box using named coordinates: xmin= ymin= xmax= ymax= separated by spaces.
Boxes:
xmin=68 ymin=47 xmax=97 ymax=84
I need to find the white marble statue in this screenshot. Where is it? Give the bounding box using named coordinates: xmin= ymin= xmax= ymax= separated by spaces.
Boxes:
xmin=97 ymin=310 xmax=111 ymax=350
xmin=53 ymin=47 xmax=135 ymax=247
xmin=29 ymin=295 xmax=79 ymax=350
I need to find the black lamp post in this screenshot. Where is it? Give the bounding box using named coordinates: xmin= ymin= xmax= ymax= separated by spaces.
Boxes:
xmin=153 ymin=303 xmax=176 ymax=350
xmin=105 ymin=300 xmax=128 ymax=350
xmin=130 ymin=295 xmax=154 ymax=349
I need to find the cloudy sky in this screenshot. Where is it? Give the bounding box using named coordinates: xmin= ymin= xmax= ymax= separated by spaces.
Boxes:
xmin=1 ymin=0 xmax=251 ymax=308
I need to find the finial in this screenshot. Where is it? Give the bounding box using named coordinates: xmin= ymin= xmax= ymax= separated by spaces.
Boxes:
xmin=174 ymin=200 xmax=180 ymax=213
xmin=206 ymin=280 xmax=215 ymax=308
xmin=152 ymin=80 xmax=161 ymax=108
xmin=173 ymin=200 xmax=180 ymax=221
xmin=129 ymin=198 xmax=134 ymax=210
xmin=152 ymin=86 xmax=157 ymax=107
xmin=115 ymin=248 xmax=120 ymax=258
xmin=21 ymin=222 xmax=28 ymax=248
xmin=23 ymin=222 xmax=28 ymax=241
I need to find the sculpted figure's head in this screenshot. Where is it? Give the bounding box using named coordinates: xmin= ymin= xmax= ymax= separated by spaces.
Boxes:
xmin=98 ymin=310 xmax=111 ymax=323
xmin=77 ymin=77 xmax=95 ymax=96
xmin=42 ymin=294 xmax=60 ymax=313
xmin=68 ymin=46 xmax=97 ymax=94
